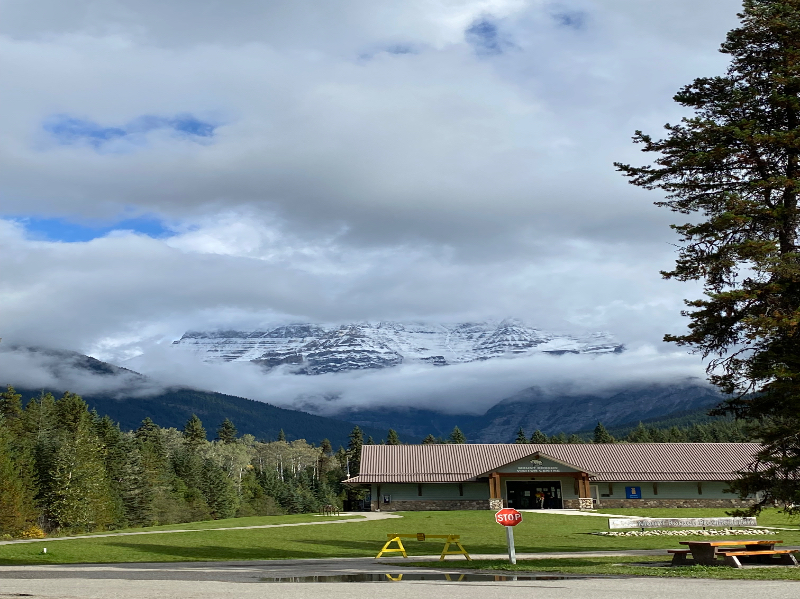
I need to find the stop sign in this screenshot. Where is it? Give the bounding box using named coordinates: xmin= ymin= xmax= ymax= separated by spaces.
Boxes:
xmin=495 ymin=508 xmax=522 ymax=526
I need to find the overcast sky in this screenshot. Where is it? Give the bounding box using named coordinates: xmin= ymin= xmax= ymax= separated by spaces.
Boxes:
xmin=0 ymin=0 xmax=743 ymax=412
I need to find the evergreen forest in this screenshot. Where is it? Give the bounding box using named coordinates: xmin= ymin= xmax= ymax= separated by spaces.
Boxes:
xmin=0 ymin=386 xmax=355 ymax=539
xmin=0 ymin=382 xmax=758 ymax=539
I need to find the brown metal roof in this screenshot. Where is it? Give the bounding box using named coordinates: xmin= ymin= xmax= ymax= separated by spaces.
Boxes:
xmin=343 ymin=443 xmax=761 ymax=484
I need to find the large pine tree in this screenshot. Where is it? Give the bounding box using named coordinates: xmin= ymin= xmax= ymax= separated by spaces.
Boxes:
xmin=616 ymin=0 xmax=800 ymax=512
xmin=0 ymin=419 xmax=37 ymax=534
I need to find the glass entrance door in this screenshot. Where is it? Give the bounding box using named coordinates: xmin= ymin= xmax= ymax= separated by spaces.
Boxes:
xmin=506 ymin=481 xmax=563 ymax=509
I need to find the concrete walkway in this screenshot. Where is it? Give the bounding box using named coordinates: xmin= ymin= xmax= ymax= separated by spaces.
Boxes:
xmin=519 ymin=509 xmax=637 ymax=517
xmin=0 ymin=512 xmax=402 ymax=546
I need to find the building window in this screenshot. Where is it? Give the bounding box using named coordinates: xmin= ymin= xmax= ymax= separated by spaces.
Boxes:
xmin=697 ymin=482 xmax=703 ymax=495
xmin=653 ymin=482 xmax=658 ymax=495
xmin=418 ymin=484 xmax=423 ymax=496
xmin=458 ymin=483 xmax=464 ymax=497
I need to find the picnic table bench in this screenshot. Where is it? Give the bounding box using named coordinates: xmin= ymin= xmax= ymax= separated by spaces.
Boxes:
xmin=375 ymin=533 xmax=471 ymax=561
xmin=670 ymin=540 xmax=798 ymax=568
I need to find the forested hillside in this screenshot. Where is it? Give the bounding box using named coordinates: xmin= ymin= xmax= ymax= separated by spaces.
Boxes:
xmin=13 ymin=385 xmax=384 ymax=448
xmin=0 ymin=386 xmax=360 ymax=538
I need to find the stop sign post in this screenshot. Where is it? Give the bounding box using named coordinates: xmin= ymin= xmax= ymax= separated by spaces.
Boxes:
xmin=495 ymin=508 xmax=522 ymax=564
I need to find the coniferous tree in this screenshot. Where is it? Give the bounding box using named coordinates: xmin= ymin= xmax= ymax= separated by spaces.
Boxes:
xmin=200 ymin=458 xmax=238 ymax=519
xmin=566 ymin=434 xmax=583 ymax=444
xmin=514 ymin=427 xmax=528 ymax=444
xmin=183 ymin=415 xmax=207 ymax=449
xmin=0 ymin=386 xmax=23 ymax=432
xmin=216 ymin=418 xmax=237 ymax=444
xmin=422 ymin=434 xmax=436 ymax=444
xmin=386 ymin=429 xmax=401 ymax=445
xmin=449 ymin=426 xmax=466 ymax=444
xmin=92 ymin=415 xmax=127 ymax=525
xmin=615 ymin=0 xmax=800 ymax=513
xmin=549 ymin=432 xmax=567 ymax=444
xmin=0 ymin=418 xmax=36 ymax=535
xmin=529 ymin=430 xmax=549 ymax=444
xmin=117 ymin=440 xmax=155 ymax=526
xmin=49 ymin=418 xmax=115 ymax=531
xmin=320 ymin=438 xmax=333 ymax=455
xmin=277 ymin=429 xmax=286 ymax=442
xmin=593 ymin=422 xmax=614 ymax=444
xmin=347 ymin=426 xmax=363 ymax=477
xmin=366 ymin=436 xmax=375 ymax=445
xmin=626 ymin=422 xmax=653 ymax=444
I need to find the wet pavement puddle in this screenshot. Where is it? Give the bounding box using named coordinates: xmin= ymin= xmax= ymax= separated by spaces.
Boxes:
xmin=260 ymin=573 xmax=571 ymax=583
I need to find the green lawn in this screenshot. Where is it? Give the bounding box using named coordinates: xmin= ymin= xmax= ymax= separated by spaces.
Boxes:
xmin=3 ymin=509 xmax=800 ymax=568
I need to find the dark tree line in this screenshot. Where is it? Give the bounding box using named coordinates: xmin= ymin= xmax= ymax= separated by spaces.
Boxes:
xmin=0 ymin=387 xmax=347 ymax=538
xmin=511 ymin=418 xmax=752 ymax=445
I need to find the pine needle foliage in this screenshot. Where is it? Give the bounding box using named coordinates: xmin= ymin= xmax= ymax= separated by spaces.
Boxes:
xmin=615 ymin=0 xmax=800 ymax=513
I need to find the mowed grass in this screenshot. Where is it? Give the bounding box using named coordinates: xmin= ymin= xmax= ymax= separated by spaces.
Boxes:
xmin=3 ymin=508 xmax=800 ymax=568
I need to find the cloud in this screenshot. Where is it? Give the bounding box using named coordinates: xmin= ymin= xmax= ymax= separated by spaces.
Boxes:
xmin=0 ymin=342 xmax=707 ymax=418
xmin=0 ymin=346 xmax=160 ymax=398
xmin=0 ymin=0 xmax=744 ymax=412
xmin=0 ymin=216 xmax=701 ymax=361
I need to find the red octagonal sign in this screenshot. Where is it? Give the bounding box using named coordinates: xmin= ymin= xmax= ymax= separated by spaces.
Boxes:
xmin=495 ymin=508 xmax=522 ymax=526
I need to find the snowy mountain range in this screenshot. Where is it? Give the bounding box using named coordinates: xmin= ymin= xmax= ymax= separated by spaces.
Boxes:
xmin=172 ymin=320 xmax=625 ymax=374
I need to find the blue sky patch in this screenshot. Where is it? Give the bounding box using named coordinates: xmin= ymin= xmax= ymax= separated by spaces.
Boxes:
xmin=385 ymin=44 xmax=415 ymax=55
xmin=553 ymin=10 xmax=586 ymax=29
xmin=13 ymin=216 xmax=171 ymax=242
xmin=358 ymin=44 xmax=418 ymax=61
xmin=465 ymin=18 xmax=505 ymax=56
xmin=43 ymin=113 xmax=216 ymax=149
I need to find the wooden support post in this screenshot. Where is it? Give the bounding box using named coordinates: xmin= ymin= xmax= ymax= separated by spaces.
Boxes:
xmin=579 ymin=474 xmax=591 ymax=498
xmin=490 ymin=473 xmax=500 ymax=499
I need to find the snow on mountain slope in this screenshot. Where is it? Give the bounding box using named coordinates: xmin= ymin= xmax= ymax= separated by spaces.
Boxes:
xmin=172 ymin=319 xmax=624 ymax=374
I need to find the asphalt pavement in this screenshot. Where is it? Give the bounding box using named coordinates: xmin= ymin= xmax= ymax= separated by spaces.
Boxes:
xmin=2 ymin=556 xmax=800 ymax=599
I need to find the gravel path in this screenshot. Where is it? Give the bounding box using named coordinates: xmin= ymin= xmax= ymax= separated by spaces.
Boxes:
xmin=0 ymin=512 xmax=402 ymax=546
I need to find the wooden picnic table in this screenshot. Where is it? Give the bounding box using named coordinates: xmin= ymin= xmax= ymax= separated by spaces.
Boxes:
xmin=671 ymin=540 xmax=794 ymax=567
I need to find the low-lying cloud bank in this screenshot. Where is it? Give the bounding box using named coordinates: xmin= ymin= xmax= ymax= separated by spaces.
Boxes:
xmin=0 ymin=343 xmax=708 ymax=416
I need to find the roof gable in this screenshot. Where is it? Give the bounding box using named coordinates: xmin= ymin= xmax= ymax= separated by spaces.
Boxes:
xmin=492 ymin=452 xmax=587 ymax=475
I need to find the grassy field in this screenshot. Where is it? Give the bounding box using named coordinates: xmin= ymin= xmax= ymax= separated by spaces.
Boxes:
xmin=2 ymin=508 xmax=800 ymax=570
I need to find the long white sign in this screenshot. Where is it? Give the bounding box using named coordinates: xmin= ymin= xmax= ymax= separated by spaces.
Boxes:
xmin=608 ymin=517 xmax=757 ymax=530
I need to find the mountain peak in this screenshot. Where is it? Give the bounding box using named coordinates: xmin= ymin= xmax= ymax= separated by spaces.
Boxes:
xmin=172 ymin=320 xmax=624 ymax=374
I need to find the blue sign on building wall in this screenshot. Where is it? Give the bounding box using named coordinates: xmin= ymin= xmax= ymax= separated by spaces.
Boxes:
xmin=625 ymin=486 xmax=642 ymax=499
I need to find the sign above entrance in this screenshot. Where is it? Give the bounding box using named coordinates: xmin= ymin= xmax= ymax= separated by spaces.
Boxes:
xmin=496 ymin=453 xmax=582 ymax=474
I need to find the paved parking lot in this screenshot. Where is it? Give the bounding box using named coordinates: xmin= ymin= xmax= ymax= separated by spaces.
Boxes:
xmin=1 ymin=557 xmax=800 ymax=599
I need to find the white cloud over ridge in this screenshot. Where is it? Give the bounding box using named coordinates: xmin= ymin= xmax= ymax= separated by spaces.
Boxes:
xmin=0 ymin=1 xmax=741 ymax=409
xmin=1 ymin=343 xmax=707 ymax=417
